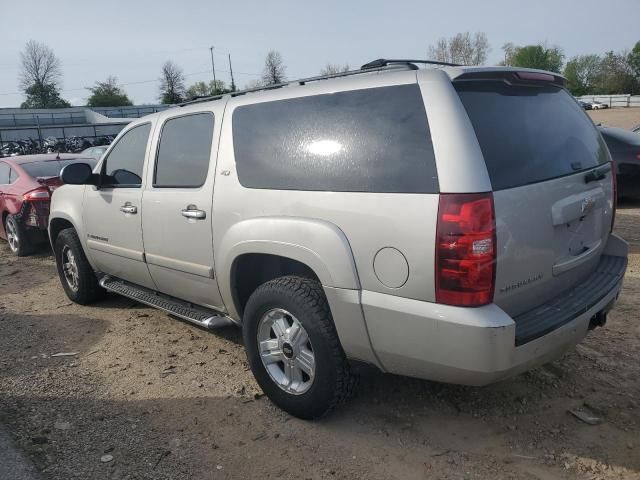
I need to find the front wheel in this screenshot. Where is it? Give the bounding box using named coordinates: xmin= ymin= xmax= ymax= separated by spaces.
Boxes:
xmin=243 ymin=276 xmax=357 ymax=419
xmin=54 ymin=228 xmax=104 ymax=304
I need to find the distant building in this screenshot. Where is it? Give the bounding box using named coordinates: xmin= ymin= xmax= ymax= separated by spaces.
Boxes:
xmin=0 ymin=105 xmax=172 ymax=152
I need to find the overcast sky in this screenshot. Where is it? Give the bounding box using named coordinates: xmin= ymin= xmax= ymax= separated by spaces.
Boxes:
xmin=1 ymin=0 xmax=639 ymax=107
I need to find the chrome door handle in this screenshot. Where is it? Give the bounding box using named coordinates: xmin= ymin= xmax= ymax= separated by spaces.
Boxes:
xmin=119 ymin=203 xmax=137 ymax=214
xmin=181 ymin=205 xmax=206 ymax=220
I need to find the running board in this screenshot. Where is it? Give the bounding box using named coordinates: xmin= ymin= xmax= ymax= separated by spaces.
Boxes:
xmin=99 ymin=276 xmax=235 ymax=330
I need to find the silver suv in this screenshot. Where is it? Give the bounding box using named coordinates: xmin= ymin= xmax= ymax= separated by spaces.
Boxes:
xmin=50 ymin=60 xmax=628 ymax=419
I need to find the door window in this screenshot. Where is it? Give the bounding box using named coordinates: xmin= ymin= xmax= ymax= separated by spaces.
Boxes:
xmin=154 ymin=113 xmax=214 ymax=188
xmin=101 ymin=123 xmax=151 ymax=187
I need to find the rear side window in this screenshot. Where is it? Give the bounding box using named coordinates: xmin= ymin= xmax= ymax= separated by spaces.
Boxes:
xmin=154 ymin=113 xmax=214 ymax=188
xmin=232 ymin=84 xmax=438 ymax=193
xmin=21 ymin=158 xmax=98 ymax=178
xmin=102 ymin=123 xmax=151 ymax=187
xmin=455 ymin=82 xmax=609 ymax=190
xmin=0 ymin=162 xmax=9 ymax=184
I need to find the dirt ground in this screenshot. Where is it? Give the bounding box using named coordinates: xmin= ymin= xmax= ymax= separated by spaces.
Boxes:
xmin=1 ymin=189 xmax=639 ymax=477
xmin=588 ymin=107 xmax=640 ymax=130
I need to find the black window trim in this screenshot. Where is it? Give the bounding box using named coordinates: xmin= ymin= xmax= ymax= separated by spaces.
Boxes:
xmin=152 ymin=111 xmax=215 ymax=189
xmin=99 ymin=122 xmax=152 ymax=189
xmin=8 ymin=167 xmax=19 ymax=184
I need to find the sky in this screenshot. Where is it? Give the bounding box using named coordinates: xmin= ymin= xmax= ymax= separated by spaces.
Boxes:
xmin=1 ymin=0 xmax=639 ymax=108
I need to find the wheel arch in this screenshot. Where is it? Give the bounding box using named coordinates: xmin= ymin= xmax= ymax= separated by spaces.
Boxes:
xmin=217 ymin=217 xmax=360 ymax=321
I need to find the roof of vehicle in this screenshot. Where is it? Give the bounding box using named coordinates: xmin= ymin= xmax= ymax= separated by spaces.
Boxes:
xmin=3 ymin=153 xmax=86 ymax=165
xmin=118 ymin=62 xmax=568 ymax=130
xmin=598 ymin=125 xmax=640 ymax=145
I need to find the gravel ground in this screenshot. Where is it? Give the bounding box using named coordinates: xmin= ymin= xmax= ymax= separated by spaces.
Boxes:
xmin=588 ymin=107 xmax=640 ymax=129
xmin=0 ymin=202 xmax=639 ymax=480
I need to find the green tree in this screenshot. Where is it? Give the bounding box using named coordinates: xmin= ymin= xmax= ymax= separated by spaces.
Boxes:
xmin=510 ymin=45 xmax=564 ymax=73
xmin=595 ymin=51 xmax=639 ymax=94
xmin=21 ymin=82 xmax=70 ymax=108
xmin=628 ymin=40 xmax=640 ymax=79
xmin=563 ymin=55 xmax=602 ymax=96
xmin=19 ymin=40 xmax=70 ymax=108
xmin=86 ymin=76 xmax=132 ymax=107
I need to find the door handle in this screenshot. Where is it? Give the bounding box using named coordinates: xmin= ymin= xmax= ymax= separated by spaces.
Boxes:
xmin=181 ymin=205 xmax=206 ymax=220
xmin=119 ymin=203 xmax=137 ymax=214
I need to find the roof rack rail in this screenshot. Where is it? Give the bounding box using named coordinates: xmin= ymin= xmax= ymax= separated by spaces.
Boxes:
xmin=179 ymin=58 xmax=460 ymax=107
xmin=360 ymin=58 xmax=462 ymax=69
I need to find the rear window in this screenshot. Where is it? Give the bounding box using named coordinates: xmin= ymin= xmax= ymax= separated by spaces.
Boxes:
xmin=455 ymin=82 xmax=609 ymax=190
xmin=232 ymin=84 xmax=438 ymax=193
xmin=21 ymin=158 xmax=98 ymax=178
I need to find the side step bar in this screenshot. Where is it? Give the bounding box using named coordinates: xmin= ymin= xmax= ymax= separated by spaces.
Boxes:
xmin=99 ymin=276 xmax=235 ymax=330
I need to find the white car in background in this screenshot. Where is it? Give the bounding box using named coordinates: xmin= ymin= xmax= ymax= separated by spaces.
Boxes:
xmin=591 ymin=101 xmax=609 ymax=110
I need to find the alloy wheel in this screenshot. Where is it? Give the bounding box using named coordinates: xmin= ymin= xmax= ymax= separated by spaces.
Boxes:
xmin=257 ymin=308 xmax=315 ymax=395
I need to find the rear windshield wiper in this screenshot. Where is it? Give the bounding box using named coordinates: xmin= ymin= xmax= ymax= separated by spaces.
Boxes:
xmin=584 ymin=163 xmax=611 ymax=184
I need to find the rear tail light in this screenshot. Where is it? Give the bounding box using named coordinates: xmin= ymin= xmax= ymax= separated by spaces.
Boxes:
xmin=435 ymin=193 xmax=496 ymax=307
xmin=23 ymin=187 xmax=50 ymax=201
xmin=611 ymin=161 xmax=617 ymax=232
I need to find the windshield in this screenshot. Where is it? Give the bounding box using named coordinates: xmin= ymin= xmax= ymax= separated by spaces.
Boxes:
xmin=455 ymin=81 xmax=609 ymax=190
xmin=21 ymin=158 xmax=98 ymax=178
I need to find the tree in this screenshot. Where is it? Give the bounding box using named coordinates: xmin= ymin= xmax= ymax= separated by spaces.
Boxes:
xmin=262 ymin=50 xmax=287 ymax=85
xmin=564 ymin=55 xmax=602 ymax=96
xmin=627 ymin=41 xmax=640 ymax=79
xmin=595 ymin=51 xmax=639 ymax=94
xmin=428 ymin=32 xmax=490 ymax=65
xmin=21 ymin=83 xmax=70 ymax=108
xmin=86 ymin=76 xmax=132 ymax=107
xmin=509 ymin=44 xmax=564 ymax=73
xmin=19 ymin=40 xmax=69 ymax=108
xmin=185 ymin=80 xmax=229 ymax=100
xmin=320 ymin=63 xmax=350 ymax=75
xmin=158 ymin=61 xmax=186 ymax=104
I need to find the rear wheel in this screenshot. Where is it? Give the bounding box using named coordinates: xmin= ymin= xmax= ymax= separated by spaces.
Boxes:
xmin=243 ymin=276 xmax=357 ymax=419
xmin=54 ymin=228 xmax=104 ymax=304
xmin=5 ymin=214 xmax=32 ymax=257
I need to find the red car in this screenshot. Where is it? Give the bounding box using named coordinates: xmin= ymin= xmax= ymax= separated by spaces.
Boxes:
xmin=0 ymin=154 xmax=97 ymax=256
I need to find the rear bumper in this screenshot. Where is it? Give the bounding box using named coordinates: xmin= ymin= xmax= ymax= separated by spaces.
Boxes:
xmin=360 ymin=235 xmax=628 ymax=386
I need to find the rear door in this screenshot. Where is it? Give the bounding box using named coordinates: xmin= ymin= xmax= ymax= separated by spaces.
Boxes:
xmin=141 ymin=110 xmax=224 ymax=310
xmin=454 ymin=78 xmax=614 ymax=317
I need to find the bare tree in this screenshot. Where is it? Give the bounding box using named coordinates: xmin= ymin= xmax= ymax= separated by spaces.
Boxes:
xmin=262 ymin=51 xmax=287 ymax=85
xmin=428 ymin=32 xmax=490 ymax=65
xmin=159 ymin=61 xmax=186 ymax=104
xmin=320 ymin=63 xmax=350 ymax=75
xmin=19 ymin=40 xmax=63 ymax=91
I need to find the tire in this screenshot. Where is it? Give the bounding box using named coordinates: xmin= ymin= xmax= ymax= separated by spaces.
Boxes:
xmin=243 ymin=276 xmax=357 ymax=419
xmin=4 ymin=214 xmax=32 ymax=257
xmin=54 ymin=228 xmax=104 ymax=304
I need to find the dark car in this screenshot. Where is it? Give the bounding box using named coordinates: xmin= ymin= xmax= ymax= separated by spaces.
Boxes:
xmin=598 ymin=126 xmax=640 ymax=198
xmin=0 ymin=154 xmax=97 ymax=256
xmin=579 ymin=100 xmax=592 ymax=110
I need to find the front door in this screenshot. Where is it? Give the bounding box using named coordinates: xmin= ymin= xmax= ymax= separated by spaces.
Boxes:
xmin=83 ymin=122 xmax=156 ymax=289
xmin=141 ymin=111 xmax=224 ymax=310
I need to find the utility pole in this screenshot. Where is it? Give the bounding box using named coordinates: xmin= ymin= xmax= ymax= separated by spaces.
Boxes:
xmin=209 ymin=46 xmax=217 ymax=94
xmin=228 ymin=53 xmax=236 ymax=92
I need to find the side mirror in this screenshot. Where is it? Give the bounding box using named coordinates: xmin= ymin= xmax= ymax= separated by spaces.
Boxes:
xmin=60 ymin=162 xmax=96 ymax=185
